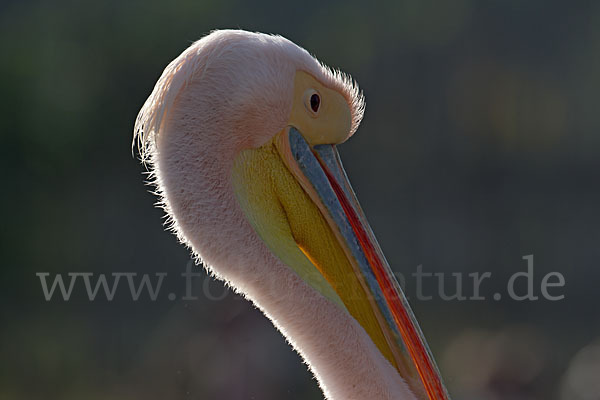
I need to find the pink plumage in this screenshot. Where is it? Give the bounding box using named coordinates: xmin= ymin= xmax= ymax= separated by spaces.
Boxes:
xmin=134 ymin=30 xmax=417 ymax=399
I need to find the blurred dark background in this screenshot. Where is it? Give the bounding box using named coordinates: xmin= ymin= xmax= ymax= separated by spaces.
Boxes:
xmin=1 ymin=1 xmax=599 ymax=399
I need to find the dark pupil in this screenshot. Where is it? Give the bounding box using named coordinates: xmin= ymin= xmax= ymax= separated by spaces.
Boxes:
xmin=310 ymin=93 xmax=320 ymax=112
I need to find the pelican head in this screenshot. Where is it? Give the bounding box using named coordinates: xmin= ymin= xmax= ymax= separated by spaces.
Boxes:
xmin=134 ymin=30 xmax=448 ymax=400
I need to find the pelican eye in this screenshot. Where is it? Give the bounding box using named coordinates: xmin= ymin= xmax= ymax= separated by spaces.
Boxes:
xmin=304 ymin=89 xmax=321 ymax=116
xmin=310 ymin=93 xmax=320 ymax=112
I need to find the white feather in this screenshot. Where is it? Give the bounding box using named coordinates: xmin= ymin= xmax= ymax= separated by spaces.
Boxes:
xmin=134 ymin=29 xmax=415 ymax=400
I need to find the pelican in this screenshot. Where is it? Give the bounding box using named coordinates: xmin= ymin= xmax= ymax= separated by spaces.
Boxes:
xmin=134 ymin=30 xmax=449 ymax=400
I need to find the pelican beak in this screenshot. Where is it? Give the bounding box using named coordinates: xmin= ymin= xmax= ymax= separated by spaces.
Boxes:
xmin=274 ymin=126 xmax=450 ymax=400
